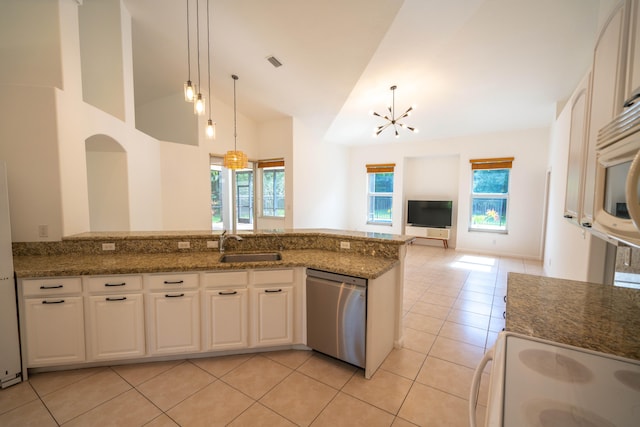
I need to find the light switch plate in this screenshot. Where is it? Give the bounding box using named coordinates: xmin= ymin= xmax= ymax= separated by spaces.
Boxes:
xmin=178 ymin=241 xmax=190 ymax=249
xmin=102 ymin=243 xmax=116 ymax=251
xmin=340 ymin=241 xmax=350 ymax=249
xmin=207 ymin=240 xmax=218 ymax=248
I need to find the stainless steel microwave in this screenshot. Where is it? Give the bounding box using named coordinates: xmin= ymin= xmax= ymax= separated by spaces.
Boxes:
xmin=594 ymin=103 xmax=640 ymax=247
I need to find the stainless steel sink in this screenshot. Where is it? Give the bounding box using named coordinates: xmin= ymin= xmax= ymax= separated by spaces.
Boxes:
xmin=219 ymin=252 xmax=282 ymax=263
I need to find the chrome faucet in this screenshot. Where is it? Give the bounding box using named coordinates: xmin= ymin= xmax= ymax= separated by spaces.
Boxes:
xmin=219 ymin=230 xmax=243 ymax=253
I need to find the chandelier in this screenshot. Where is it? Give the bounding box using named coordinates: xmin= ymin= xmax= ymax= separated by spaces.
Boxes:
xmin=371 ymin=85 xmax=418 ymax=138
xmin=223 ymin=75 xmax=248 ymax=169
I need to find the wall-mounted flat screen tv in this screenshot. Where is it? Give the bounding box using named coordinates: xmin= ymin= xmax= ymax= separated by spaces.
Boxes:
xmin=407 ymin=200 xmax=453 ymax=228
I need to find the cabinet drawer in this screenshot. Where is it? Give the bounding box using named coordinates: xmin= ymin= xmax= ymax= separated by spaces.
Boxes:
xmin=202 ymin=271 xmax=249 ymax=288
xmin=253 ymin=269 xmax=294 ymax=285
xmin=145 ymin=273 xmax=198 ymax=290
xmin=22 ymin=277 xmax=82 ymax=296
xmin=86 ymin=275 xmax=142 ymax=293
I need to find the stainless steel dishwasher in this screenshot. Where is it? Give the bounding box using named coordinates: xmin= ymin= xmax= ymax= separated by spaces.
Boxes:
xmin=306 ymin=269 xmax=366 ymax=368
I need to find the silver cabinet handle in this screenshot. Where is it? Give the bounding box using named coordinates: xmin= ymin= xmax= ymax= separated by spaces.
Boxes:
xmin=165 ymin=293 xmax=185 ymax=298
xmin=42 ymin=299 xmax=65 ymax=304
xmin=106 ymin=296 xmax=127 ymax=301
xmin=40 ymin=284 xmax=63 ymax=289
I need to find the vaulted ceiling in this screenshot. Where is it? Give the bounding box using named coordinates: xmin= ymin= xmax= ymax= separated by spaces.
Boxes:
xmin=123 ymin=0 xmax=609 ymax=145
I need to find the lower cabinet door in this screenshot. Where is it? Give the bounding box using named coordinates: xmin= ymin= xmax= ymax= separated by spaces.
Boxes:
xmin=204 ymin=289 xmax=248 ymax=350
xmin=24 ymin=296 xmax=86 ymax=367
xmin=251 ymin=286 xmax=293 ymax=347
xmin=86 ymin=294 xmax=145 ymax=360
xmin=147 ymin=290 xmax=200 ymax=354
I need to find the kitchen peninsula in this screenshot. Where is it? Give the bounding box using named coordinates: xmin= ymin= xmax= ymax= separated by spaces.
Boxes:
xmin=12 ymin=229 xmax=414 ymax=380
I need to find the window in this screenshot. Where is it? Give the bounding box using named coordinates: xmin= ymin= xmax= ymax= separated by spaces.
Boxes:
xmin=367 ymin=163 xmax=395 ymax=225
xmin=469 ymin=157 xmax=513 ymax=233
xmin=259 ymin=160 xmax=285 ymax=218
xmin=210 ymin=157 xmax=254 ymax=231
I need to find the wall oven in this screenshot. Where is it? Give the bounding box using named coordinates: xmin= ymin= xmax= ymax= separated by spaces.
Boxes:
xmin=594 ymin=102 xmax=640 ymax=247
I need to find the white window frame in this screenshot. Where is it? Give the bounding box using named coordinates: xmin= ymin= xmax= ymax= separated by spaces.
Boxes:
xmin=366 ymin=163 xmax=395 ymax=226
xmin=468 ymin=157 xmax=513 ymax=234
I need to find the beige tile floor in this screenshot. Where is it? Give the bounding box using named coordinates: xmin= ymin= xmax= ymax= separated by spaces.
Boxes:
xmin=0 ymin=244 xmax=544 ymax=427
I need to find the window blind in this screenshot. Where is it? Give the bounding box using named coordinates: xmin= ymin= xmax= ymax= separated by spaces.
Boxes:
xmin=366 ymin=163 xmax=396 ymax=173
xmin=469 ymin=157 xmax=514 ymax=170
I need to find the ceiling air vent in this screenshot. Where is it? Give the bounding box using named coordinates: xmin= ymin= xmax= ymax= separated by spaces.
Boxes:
xmin=267 ymin=56 xmax=283 ymax=68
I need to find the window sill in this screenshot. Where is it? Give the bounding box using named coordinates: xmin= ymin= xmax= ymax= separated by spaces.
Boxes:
xmin=367 ymin=221 xmax=393 ymax=227
xmin=468 ymin=226 xmax=508 ymax=234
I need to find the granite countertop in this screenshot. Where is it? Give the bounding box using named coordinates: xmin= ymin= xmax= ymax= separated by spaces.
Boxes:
xmin=506 ymin=272 xmax=640 ymax=361
xmin=13 ymin=249 xmax=399 ymax=280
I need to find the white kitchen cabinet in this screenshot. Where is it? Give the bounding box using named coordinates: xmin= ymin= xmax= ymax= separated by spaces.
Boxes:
xmin=625 ymin=0 xmax=640 ymax=107
xmin=203 ymin=289 xmax=248 ymax=350
xmin=202 ymin=270 xmax=249 ymax=351
xmin=85 ymin=275 xmax=145 ymax=361
xmin=23 ymin=293 xmax=85 ymax=367
xmin=146 ymin=290 xmax=200 ymax=354
xmin=251 ymin=285 xmax=293 ymax=347
xmin=21 ymin=277 xmax=85 ymax=367
xmin=145 ymin=273 xmax=200 ymax=355
xmin=86 ymin=294 xmax=145 ymax=361
xmin=564 ymin=72 xmax=591 ymax=225
xmin=583 ymin=2 xmax=627 ymax=226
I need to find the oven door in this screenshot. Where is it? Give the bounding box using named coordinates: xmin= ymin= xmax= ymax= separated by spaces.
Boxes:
xmin=593 ymin=133 xmax=640 ymax=247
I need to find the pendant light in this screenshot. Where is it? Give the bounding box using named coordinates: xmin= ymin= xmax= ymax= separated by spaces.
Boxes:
xmin=223 ymin=74 xmax=248 ymax=169
xmin=183 ymin=0 xmax=195 ymax=102
xmin=205 ymin=0 xmax=215 ymax=139
xmin=193 ymin=0 xmax=205 ymax=115
xmin=371 ymin=85 xmax=418 ymax=138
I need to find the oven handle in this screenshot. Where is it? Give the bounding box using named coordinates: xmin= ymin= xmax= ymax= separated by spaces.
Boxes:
xmin=626 ymin=151 xmax=640 ymax=229
xmin=469 ymin=347 xmax=494 ymax=427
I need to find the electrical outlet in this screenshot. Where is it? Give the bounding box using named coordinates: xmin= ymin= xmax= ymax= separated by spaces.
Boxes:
xmin=207 ymin=240 xmax=218 ymax=248
xmin=178 ymin=241 xmax=191 ymax=249
xmin=102 ymin=243 xmax=116 ymax=251
xmin=340 ymin=241 xmax=350 ymax=249
xmin=38 ymin=225 xmax=48 ymax=238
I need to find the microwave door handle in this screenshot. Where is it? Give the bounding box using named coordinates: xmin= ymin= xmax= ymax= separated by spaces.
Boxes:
xmin=626 ymin=152 xmax=640 ymax=229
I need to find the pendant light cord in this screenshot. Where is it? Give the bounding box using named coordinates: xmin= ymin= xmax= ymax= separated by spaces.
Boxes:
xmin=233 ymin=74 xmax=238 ymax=150
xmin=206 ymin=0 xmax=211 ymax=115
xmin=186 ymin=0 xmax=191 ymax=80
xmin=195 ymin=0 xmax=201 ymax=89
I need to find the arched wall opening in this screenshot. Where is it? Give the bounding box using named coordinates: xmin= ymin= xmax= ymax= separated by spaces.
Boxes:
xmin=85 ymin=135 xmax=130 ymax=231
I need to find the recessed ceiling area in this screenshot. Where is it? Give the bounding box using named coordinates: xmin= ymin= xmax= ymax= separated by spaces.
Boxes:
xmin=123 ymin=0 xmax=611 ymax=146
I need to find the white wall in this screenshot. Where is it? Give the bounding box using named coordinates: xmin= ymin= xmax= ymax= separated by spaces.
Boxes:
xmin=348 ymin=128 xmax=550 ymax=259
xmin=136 ymin=92 xmax=199 ymax=146
xmin=292 ymin=120 xmax=349 ymax=229
xmin=404 ymin=155 xmax=460 ymax=247
xmin=257 ymin=118 xmax=293 ymax=230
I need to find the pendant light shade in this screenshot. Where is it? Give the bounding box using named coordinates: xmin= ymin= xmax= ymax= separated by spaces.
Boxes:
xmin=206 ymin=118 xmax=216 ymax=139
xmin=223 ymin=150 xmax=248 ymax=169
xmin=184 ymin=80 xmax=195 ymax=102
xmin=194 ymin=92 xmax=205 ymax=115
xmin=224 ymin=74 xmax=248 ymax=169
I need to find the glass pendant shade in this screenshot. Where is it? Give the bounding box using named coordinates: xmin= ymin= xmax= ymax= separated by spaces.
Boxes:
xmin=184 ymin=81 xmax=195 ymax=102
xmin=194 ymin=93 xmax=205 ymax=115
xmin=206 ymin=119 xmax=216 ymax=139
xmin=223 ymin=150 xmax=248 ymax=169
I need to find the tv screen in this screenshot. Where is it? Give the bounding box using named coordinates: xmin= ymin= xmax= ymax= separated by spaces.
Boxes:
xmin=407 ymin=200 xmax=452 ymax=228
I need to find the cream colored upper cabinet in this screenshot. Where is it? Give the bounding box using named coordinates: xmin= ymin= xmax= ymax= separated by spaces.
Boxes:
xmin=564 ymin=73 xmax=591 ymax=224
xmin=625 ymin=0 xmax=640 ymax=107
xmin=583 ymin=1 xmax=628 ymax=227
